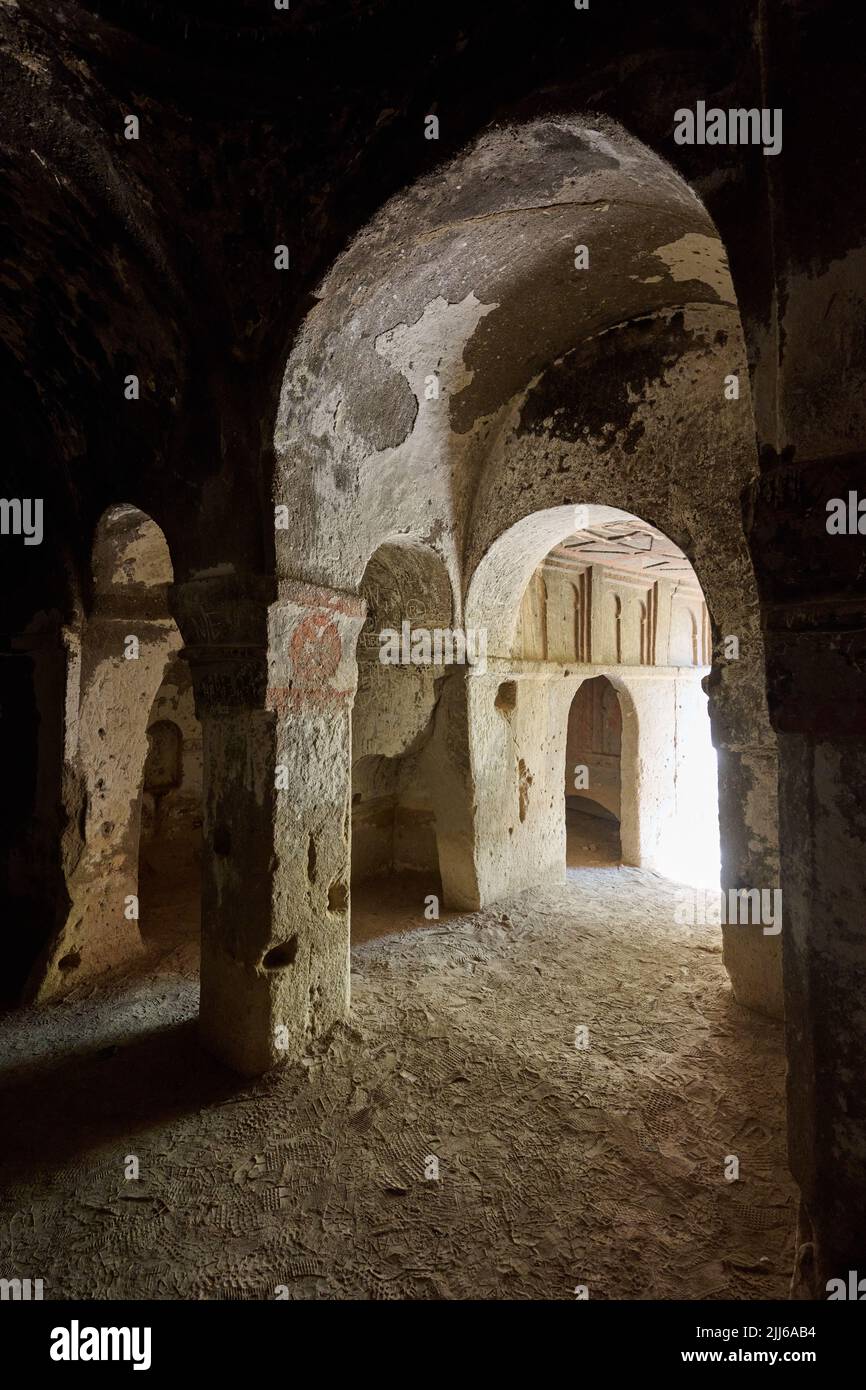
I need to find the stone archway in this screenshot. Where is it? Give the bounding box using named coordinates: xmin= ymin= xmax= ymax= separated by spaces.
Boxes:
xmin=465 ymin=502 xmax=769 ymax=1010
xmin=271 ymin=114 xmax=781 ymax=1043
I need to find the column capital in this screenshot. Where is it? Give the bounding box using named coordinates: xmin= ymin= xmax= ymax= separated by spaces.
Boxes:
xmin=268 ymin=580 xmax=367 ymax=714
xmin=182 ymin=645 xmax=268 ymax=714
xmin=170 ymin=574 xmax=273 ymax=714
xmin=171 ymin=575 xmax=368 ymax=715
xmin=170 ymin=573 xmax=274 ymax=648
xmin=276 ymin=577 xmax=366 ymax=623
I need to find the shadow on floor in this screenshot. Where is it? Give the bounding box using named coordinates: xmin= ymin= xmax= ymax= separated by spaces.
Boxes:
xmin=0 ymin=1015 xmax=254 ymax=1182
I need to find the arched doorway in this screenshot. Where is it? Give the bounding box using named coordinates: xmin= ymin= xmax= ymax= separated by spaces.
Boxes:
xmin=566 ymin=676 xmax=623 ymax=868
xmin=502 ymin=510 xmax=723 ymax=890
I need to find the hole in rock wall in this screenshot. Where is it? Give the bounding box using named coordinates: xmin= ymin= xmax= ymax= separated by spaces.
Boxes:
xmin=495 ymin=680 xmax=518 ymax=714
xmin=328 ymin=881 xmax=349 ymax=913
xmin=262 ymin=936 xmax=298 ymax=970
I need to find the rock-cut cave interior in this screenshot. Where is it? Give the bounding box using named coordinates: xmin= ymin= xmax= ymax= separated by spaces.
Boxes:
xmin=1 ymin=0 xmax=864 ymax=1317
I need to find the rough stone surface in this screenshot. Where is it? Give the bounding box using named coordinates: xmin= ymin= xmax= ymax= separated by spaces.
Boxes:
xmin=2 ymin=0 xmax=864 ymax=1295
xmin=0 ymin=861 xmax=793 ymax=1300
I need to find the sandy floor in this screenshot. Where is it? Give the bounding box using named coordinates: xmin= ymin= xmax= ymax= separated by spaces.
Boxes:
xmin=0 ymin=820 xmax=794 ymax=1300
xmin=565 ymin=801 xmax=622 ymax=868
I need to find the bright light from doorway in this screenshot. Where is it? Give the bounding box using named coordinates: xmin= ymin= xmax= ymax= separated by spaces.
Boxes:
xmin=653 ymin=686 xmax=721 ymax=890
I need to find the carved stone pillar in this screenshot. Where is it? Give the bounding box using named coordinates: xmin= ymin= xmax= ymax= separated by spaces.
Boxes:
xmin=707 ymin=656 xmax=782 ymax=1020
xmin=29 ymin=594 xmax=178 ymax=1000
xmin=175 ymin=575 xmax=365 ymax=1075
xmin=746 ymin=449 xmax=866 ymax=1293
xmin=770 ymin=629 xmax=866 ymax=1293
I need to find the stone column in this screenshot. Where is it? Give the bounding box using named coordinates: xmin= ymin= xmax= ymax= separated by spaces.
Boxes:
xmin=770 ymin=630 xmax=866 ymax=1293
xmin=468 ymin=662 xmax=573 ymax=905
xmin=608 ymin=668 xmax=715 ymax=878
xmin=706 ymin=654 xmax=782 ymax=1019
xmin=29 ymin=598 xmax=178 ymax=1000
xmin=715 ymin=741 xmax=782 ymax=1017
xmin=176 ymin=575 xmax=365 ymax=1076
xmin=425 ymin=668 xmax=483 ymax=910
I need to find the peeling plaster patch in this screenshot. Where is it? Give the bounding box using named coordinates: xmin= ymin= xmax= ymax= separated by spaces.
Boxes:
xmin=581 ymin=126 xmax=632 ymax=170
xmin=374 ymin=293 xmax=498 ymax=405
xmin=516 ymin=311 xmax=703 ymax=451
xmin=309 ymin=384 xmax=348 ymax=445
xmin=652 ymin=233 xmax=735 ymax=303
xmin=273 ymin=119 xmax=752 ymax=613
